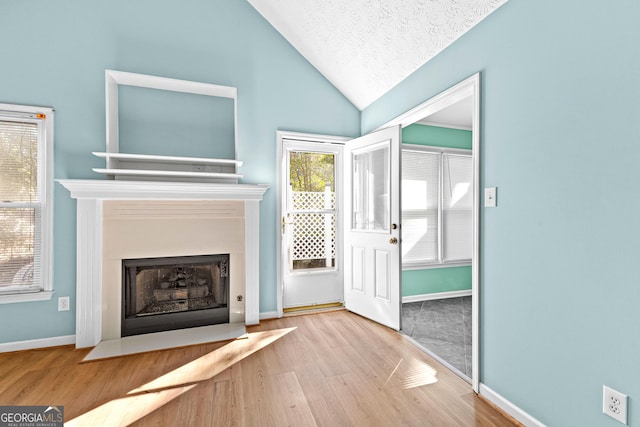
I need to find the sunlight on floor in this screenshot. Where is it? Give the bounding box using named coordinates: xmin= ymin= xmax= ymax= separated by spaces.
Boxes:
xmin=66 ymin=327 xmax=295 ymax=427
xmin=382 ymin=357 xmax=439 ymax=390
xmin=402 ymin=358 xmax=438 ymax=389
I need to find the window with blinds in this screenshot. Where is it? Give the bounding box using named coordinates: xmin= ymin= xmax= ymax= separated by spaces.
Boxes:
xmin=0 ymin=104 xmax=53 ymax=299
xmin=401 ymin=145 xmax=472 ymax=268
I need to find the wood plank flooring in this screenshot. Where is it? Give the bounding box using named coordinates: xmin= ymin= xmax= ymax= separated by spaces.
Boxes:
xmin=0 ymin=310 xmax=519 ymax=426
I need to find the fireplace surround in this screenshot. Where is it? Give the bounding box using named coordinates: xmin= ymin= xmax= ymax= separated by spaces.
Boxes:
xmin=58 ymin=179 xmax=269 ymax=348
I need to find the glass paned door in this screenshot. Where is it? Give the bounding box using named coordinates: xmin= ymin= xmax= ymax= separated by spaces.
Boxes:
xmin=281 ymin=139 xmax=343 ymax=309
xmin=352 ymin=142 xmax=389 ymax=232
xmin=344 ymin=126 xmax=401 ymax=330
xmin=287 ymin=150 xmax=337 ymax=271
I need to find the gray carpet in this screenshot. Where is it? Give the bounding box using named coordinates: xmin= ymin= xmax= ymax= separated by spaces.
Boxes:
xmin=402 ymin=296 xmax=472 ymax=378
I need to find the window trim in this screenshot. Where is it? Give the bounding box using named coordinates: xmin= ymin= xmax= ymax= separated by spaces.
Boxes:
xmin=0 ymin=103 xmax=54 ymax=304
xmin=401 ymin=143 xmax=472 ymax=270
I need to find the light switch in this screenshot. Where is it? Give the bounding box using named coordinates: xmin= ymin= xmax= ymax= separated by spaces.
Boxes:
xmin=484 ymin=187 xmax=497 ymax=207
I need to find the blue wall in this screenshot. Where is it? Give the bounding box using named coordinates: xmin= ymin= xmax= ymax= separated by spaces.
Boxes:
xmin=0 ymin=0 xmax=359 ymax=342
xmin=365 ymin=1 xmax=640 ymax=426
xmin=402 ymin=266 xmax=471 ymax=296
xmin=402 ymin=123 xmax=471 ymax=150
xmin=118 ymin=86 xmax=237 ymax=159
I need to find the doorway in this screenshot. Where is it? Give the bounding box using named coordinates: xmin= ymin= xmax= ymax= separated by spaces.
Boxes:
xmin=401 ymin=125 xmax=473 ymax=380
xmin=378 ymin=73 xmax=480 ymax=390
xmin=278 ymin=133 xmax=346 ymax=311
xmin=276 ymin=127 xmax=402 ymax=332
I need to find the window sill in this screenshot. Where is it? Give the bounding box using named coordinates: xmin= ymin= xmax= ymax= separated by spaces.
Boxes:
xmin=0 ymin=290 xmax=54 ymax=304
xmin=403 ymin=261 xmax=471 ymax=271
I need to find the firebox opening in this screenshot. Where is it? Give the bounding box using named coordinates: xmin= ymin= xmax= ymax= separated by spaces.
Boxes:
xmin=122 ymin=254 xmax=230 ymax=337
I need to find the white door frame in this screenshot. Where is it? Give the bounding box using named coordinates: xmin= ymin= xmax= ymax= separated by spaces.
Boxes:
xmin=378 ymin=73 xmax=481 ymax=392
xmin=276 ymin=131 xmax=350 ymax=318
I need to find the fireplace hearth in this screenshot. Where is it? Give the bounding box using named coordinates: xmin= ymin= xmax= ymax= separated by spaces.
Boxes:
xmin=122 ymin=254 xmax=230 ymax=337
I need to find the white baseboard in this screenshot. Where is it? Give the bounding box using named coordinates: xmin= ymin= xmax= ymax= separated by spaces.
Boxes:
xmin=260 ymin=311 xmax=279 ymax=320
xmin=402 ymin=289 xmax=472 ymax=303
xmin=0 ymin=335 xmax=76 ymax=353
xmin=479 ymin=383 xmax=546 ymax=427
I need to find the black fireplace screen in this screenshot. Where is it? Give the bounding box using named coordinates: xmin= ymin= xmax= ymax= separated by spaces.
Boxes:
xmin=122 ymin=254 xmax=230 ymax=337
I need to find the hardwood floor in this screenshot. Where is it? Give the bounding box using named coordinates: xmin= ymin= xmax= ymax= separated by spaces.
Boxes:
xmin=0 ymin=310 xmax=519 ymax=426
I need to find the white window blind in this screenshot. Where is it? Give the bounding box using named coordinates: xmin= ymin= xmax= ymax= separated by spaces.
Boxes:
xmin=442 ymin=154 xmax=473 ymax=262
xmin=401 ymin=145 xmax=472 ymax=268
xmin=401 ymin=150 xmax=439 ymax=263
xmin=0 ymin=111 xmax=46 ymax=295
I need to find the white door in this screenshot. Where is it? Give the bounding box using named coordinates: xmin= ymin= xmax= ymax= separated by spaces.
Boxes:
xmin=281 ymin=139 xmax=344 ymax=308
xmin=344 ymin=126 xmax=401 ymax=330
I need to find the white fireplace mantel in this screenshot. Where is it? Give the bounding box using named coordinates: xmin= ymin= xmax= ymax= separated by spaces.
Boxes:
xmin=58 ymin=179 xmax=269 ymax=348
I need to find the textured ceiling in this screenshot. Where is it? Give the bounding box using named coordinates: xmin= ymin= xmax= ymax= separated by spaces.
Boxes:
xmin=247 ymin=0 xmax=508 ymax=110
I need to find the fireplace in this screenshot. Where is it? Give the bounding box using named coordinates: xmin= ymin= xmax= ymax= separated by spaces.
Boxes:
xmin=122 ymin=254 xmax=230 ymax=337
xmin=58 ymin=179 xmax=269 ymax=348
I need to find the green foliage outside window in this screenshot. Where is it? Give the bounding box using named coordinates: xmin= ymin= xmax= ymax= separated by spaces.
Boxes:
xmin=289 ymin=152 xmax=334 ymax=192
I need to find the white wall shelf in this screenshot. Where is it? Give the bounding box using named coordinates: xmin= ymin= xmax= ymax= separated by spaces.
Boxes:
xmin=92 ymin=152 xmax=243 ymax=182
xmin=93 ymin=152 xmax=243 ymax=166
xmin=92 ymin=168 xmax=243 ymax=181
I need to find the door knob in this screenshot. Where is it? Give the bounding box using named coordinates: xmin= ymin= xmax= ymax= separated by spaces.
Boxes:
xmin=389 ymin=237 xmax=398 ymax=245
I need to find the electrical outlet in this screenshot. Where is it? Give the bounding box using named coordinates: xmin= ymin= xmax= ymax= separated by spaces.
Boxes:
xmin=603 ymin=385 xmax=628 ymax=425
xmin=58 ymin=296 xmax=70 ymax=312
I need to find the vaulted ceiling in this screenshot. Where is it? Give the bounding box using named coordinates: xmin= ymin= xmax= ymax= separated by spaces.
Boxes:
xmin=247 ymin=0 xmax=508 ymax=111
